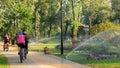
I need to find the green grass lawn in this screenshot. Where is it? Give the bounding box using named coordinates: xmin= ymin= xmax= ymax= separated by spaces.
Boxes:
xmin=86 ymin=59 xmax=120 ymax=68
xmin=29 ymin=42 xmax=120 ymax=68
xmin=0 ymin=54 xmax=9 ymax=68
xmin=67 ymin=54 xmax=120 ymax=68
xmin=29 ymin=43 xmax=57 ymax=51
xmin=1 ymin=38 xmax=120 ymax=68
xmin=29 ymin=38 xmax=120 ymax=68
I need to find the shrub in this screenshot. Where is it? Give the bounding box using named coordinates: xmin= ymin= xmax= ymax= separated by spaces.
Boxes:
xmin=91 ymin=21 xmax=120 ymax=36
xmin=55 ymin=44 xmax=72 ymax=50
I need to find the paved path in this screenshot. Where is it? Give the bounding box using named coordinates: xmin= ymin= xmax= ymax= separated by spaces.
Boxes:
xmin=0 ymin=44 xmax=91 ymax=68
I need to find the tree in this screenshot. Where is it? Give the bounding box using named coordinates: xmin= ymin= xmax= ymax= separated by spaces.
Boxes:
xmin=81 ymin=0 xmax=111 ymax=38
xmin=111 ymin=0 xmax=120 ymax=23
xmin=33 ymin=0 xmax=41 ymax=39
xmin=61 ymin=0 xmax=81 ymax=39
xmin=0 ymin=0 xmax=33 ymax=38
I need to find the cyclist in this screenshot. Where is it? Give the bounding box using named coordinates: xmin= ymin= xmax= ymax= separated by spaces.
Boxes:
xmin=16 ymin=30 xmax=25 ymax=60
xmin=3 ymin=34 xmax=9 ymax=51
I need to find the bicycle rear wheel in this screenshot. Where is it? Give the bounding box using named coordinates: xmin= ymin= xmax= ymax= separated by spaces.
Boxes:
xmin=19 ymin=48 xmax=23 ymax=63
xmin=20 ymin=55 xmax=23 ymax=63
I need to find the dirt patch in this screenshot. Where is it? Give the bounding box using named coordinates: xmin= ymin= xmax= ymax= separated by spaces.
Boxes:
xmin=0 ymin=42 xmax=3 ymax=46
xmin=9 ymin=46 xmax=18 ymax=51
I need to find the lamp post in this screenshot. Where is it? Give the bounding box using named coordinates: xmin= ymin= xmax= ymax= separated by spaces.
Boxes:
xmin=60 ymin=0 xmax=64 ymax=55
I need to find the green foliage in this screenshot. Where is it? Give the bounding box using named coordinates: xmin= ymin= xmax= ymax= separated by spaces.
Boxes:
xmin=111 ymin=0 xmax=120 ymax=23
xmin=81 ymin=0 xmax=112 ymax=26
xmin=91 ymin=21 xmax=120 ymax=36
xmin=0 ymin=0 xmax=119 ymax=40
xmin=0 ymin=0 xmax=34 ymax=38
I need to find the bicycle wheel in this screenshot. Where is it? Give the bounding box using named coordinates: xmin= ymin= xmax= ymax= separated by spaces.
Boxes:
xmin=19 ymin=48 xmax=23 ymax=63
xmin=20 ymin=55 xmax=23 ymax=63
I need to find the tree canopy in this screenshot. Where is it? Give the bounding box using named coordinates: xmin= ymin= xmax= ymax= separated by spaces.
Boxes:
xmin=0 ymin=0 xmax=120 ymax=40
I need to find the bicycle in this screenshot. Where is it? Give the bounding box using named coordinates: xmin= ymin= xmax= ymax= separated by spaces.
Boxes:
xmin=19 ymin=47 xmax=27 ymax=63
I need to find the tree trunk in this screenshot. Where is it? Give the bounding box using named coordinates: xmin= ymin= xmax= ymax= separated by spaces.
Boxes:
xmin=89 ymin=17 xmax=92 ymax=38
xmin=48 ymin=23 xmax=52 ymax=37
xmin=71 ymin=0 xmax=75 ymax=20
xmin=34 ymin=12 xmax=37 ymax=40
xmin=43 ymin=29 xmax=46 ymax=37
xmin=71 ymin=0 xmax=75 ymax=39
xmin=64 ymin=21 xmax=69 ymax=39
xmin=34 ymin=0 xmax=40 ymax=40
xmin=71 ymin=26 xmax=74 ymax=38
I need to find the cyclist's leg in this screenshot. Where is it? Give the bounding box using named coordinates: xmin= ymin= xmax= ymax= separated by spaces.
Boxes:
xmin=6 ymin=43 xmax=9 ymax=51
xmin=24 ymin=48 xmax=27 ymax=59
xmin=22 ymin=48 xmax=25 ymax=60
xmin=18 ymin=44 xmax=21 ymax=54
xmin=3 ymin=44 xmax=5 ymax=51
xmin=25 ymin=44 xmax=28 ymax=54
xmin=26 ymin=44 xmax=28 ymax=54
xmin=3 ymin=41 xmax=6 ymax=51
xmin=21 ymin=44 xmax=25 ymax=60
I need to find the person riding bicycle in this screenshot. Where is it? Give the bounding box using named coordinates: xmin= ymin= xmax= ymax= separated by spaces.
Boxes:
xmin=3 ymin=34 xmax=9 ymax=51
xmin=16 ymin=30 xmax=26 ymax=60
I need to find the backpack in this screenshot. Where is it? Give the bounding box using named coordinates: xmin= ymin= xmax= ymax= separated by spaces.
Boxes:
xmin=4 ymin=34 xmax=9 ymax=43
xmin=5 ymin=34 xmax=9 ymax=40
xmin=17 ymin=34 xmax=25 ymax=45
